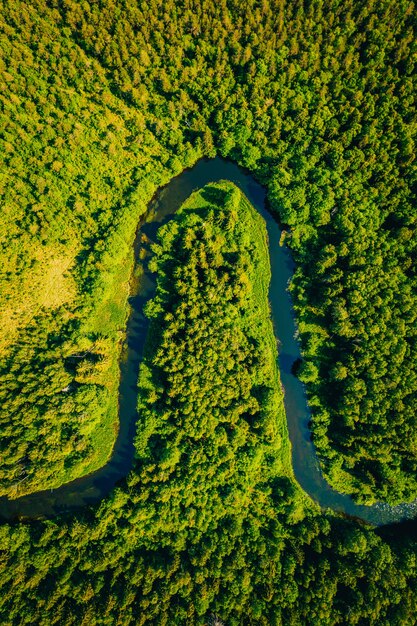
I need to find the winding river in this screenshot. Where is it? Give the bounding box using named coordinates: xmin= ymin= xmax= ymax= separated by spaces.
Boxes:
xmin=1 ymin=157 xmax=416 ymax=525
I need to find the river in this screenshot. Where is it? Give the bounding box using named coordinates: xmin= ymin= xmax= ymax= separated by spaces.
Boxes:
xmin=1 ymin=157 xmax=416 ymax=525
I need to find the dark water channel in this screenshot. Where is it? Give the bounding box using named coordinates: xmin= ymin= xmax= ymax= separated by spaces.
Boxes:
xmin=1 ymin=157 xmax=416 ymax=525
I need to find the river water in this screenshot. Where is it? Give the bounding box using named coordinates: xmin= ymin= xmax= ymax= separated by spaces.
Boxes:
xmin=1 ymin=157 xmax=416 ymax=525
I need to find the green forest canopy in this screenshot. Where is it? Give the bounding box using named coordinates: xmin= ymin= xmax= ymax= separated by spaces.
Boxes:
xmin=1 ymin=0 xmax=417 ymax=623
xmin=137 ymin=180 xmax=295 ymax=507
xmin=1 ymin=0 xmax=416 ymax=503
xmin=2 ymin=179 xmax=417 ymax=626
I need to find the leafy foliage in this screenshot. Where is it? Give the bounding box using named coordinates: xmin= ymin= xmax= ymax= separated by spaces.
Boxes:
xmin=136 ymin=181 xmax=289 ymax=522
xmin=2 ymin=182 xmax=417 ymax=625
xmin=1 ymin=0 xmax=417 ymax=623
xmin=2 ymin=0 xmax=416 ymax=501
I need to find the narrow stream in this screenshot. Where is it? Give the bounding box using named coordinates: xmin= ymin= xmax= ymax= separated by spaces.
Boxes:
xmin=1 ymin=157 xmax=416 ymax=525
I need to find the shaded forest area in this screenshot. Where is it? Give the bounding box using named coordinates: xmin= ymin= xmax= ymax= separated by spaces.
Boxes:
xmin=1 ymin=0 xmax=417 ymax=624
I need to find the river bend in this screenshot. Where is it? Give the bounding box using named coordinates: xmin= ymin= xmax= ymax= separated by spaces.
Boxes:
xmin=1 ymin=157 xmax=416 ymax=525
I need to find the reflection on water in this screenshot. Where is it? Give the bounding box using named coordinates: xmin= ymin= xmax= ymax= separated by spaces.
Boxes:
xmin=1 ymin=157 xmax=416 ymax=526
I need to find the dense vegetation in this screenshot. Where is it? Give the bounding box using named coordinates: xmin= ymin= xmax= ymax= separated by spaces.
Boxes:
xmin=137 ymin=181 xmax=292 ymax=507
xmin=2 ymin=0 xmax=416 ymax=502
xmin=1 ymin=0 xmax=417 ymax=622
xmin=0 ymin=0 xmax=202 ymax=495
xmin=2 ymin=183 xmax=417 ymax=625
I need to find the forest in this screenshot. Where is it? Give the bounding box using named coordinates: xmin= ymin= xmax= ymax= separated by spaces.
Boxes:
xmin=137 ymin=181 xmax=291 ymax=497
xmin=1 ymin=0 xmax=417 ymax=623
